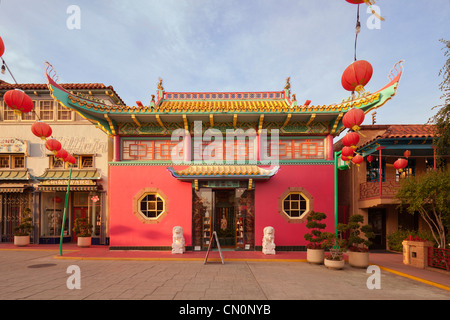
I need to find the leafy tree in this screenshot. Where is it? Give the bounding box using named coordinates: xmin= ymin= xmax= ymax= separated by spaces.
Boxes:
xmin=395 ymin=170 xmax=450 ymax=248
xmin=428 ymin=39 xmax=450 ymax=159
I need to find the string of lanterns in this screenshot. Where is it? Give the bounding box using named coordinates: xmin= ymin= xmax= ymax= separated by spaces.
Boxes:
xmin=0 ymin=34 xmax=76 ymax=166
xmin=339 ymin=1 xmax=408 ymax=172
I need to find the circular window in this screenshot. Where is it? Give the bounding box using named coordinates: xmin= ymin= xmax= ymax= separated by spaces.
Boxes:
xmin=278 ymin=187 xmax=314 ymax=223
xmin=133 ymin=188 xmax=168 ymax=224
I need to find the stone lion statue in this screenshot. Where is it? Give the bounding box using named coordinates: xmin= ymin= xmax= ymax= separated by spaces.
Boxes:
xmin=172 ymin=226 xmax=185 ymax=254
xmin=262 ymin=226 xmax=276 ymax=255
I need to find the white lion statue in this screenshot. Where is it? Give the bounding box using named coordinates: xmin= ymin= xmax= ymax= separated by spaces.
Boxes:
xmin=262 ymin=226 xmax=276 ymax=255
xmin=172 ymin=226 xmax=185 ymax=254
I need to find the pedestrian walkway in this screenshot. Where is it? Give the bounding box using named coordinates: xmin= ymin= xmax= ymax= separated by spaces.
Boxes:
xmin=0 ymin=243 xmax=449 ymax=294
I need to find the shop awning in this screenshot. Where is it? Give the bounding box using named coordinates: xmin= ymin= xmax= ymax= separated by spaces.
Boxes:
xmin=0 ymin=170 xmax=30 ymax=180
xmin=36 ymin=185 xmax=98 ymax=192
xmin=34 ymin=169 xmax=101 ymax=192
xmin=0 ymin=183 xmax=28 ymax=193
xmin=167 ymin=165 xmax=279 ymax=181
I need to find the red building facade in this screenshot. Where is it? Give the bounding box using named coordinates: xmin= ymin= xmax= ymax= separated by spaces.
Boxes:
xmin=45 ymin=62 xmax=403 ymax=251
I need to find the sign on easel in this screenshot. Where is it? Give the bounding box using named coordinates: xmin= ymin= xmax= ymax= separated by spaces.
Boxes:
xmin=204 ymin=231 xmax=224 ymax=264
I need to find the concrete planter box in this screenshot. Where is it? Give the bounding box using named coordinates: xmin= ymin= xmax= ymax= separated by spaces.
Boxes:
xmin=14 ymin=235 xmax=30 ymax=247
xmin=77 ymin=237 xmax=91 ymax=248
xmin=324 ymin=258 xmax=345 ymax=270
xmin=348 ymin=251 xmax=369 ymax=268
xmin=402 ymin=240 xmax=434 ymax=269
xmin=307 ymin=249 xmax=324 ymax=264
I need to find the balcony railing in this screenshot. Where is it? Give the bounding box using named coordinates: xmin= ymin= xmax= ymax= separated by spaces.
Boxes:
xmin=359 ymin=179 xmax=402 ymax=200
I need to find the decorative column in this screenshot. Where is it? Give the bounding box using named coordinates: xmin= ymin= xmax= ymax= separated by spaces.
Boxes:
xmin=113 ymin=135 xmax=121 ymax=162
xmin=326 ymin=134 xmax=333 ymax=161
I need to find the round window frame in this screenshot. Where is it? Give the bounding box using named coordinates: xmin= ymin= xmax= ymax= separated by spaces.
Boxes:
xmin=278 ymin=187 xmax=314 ymax=223
xmin=132 ymin=188 xmax=168 ymax=224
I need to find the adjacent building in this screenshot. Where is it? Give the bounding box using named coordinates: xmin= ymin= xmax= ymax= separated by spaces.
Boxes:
xmin=334 ymin=124 xmax=449 ymax=250
xmin=0 ymin=79 xmax=124 ymax=244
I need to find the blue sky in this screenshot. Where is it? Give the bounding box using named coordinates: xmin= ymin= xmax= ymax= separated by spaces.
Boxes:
xmin=0 ymin=0 xmax=449 ymax=135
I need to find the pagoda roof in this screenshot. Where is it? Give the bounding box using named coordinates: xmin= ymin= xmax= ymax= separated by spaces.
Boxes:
xmin=167 ymin=165 xmax=279 ymax=180
xmin=44 ymin=60 xmax=404 ymax=137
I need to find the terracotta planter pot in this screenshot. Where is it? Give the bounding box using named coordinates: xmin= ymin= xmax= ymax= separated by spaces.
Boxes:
xmin=77 ymin=236 xmax=91 ymax=248
xmin=324 ymin=258 xmax=345 ymax=270
xmin=307 ymin=248 xmax=324 ymax=264
xmin=14 ymin=235 xmax=30 ymax=247
xmin=348 ymin=251 xmax=369 ymax=268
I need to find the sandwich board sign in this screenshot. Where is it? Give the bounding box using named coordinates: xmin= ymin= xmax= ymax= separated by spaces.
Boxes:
xmin=204 ymin=231 xmax=224 ymax=264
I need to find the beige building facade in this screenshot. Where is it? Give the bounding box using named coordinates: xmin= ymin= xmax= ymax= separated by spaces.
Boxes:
xmin=0 ymin=80 xmax=123 ymax=244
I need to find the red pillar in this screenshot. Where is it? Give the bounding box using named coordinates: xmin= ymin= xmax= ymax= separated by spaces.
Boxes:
xmin=113 ymin=135 xmax=121 ymax=162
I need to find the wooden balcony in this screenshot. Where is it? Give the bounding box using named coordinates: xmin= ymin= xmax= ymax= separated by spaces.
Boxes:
xmin=359 ymin=179 xmax=402 ymax=208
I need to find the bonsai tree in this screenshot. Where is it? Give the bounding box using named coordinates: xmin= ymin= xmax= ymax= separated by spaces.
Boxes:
xmin=14 ymin=208 xmax=34 ymax=236
xmin=323 ymin=226 xmax=347 ymax=261
xmin=73 ymin=218 xmax=94 ymax=237
xmin=304 ymin=211 xmax=330 ymax=249
xmin=339 ymin=214 xmax=375 ymax=252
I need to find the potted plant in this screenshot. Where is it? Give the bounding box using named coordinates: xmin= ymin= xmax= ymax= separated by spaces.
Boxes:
xmin=339 ymin=214 xmax=375 ymax=268
xmin=323 ymin=226 xmax=346 ymax=270
xmin=73 ymin=218 xmax=94 ymax=247
xmin=14 ymin=208 xmax=34 ymax=247
xmin=304 ymin=211 xmax=330 ymax=264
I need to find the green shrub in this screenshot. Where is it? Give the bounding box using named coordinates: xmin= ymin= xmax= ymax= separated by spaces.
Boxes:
xmin=387 ymin=230 xmax=435 ymax=252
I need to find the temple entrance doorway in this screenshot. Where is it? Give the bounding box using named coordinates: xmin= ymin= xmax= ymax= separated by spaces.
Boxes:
xmin=192 ymin=181 xmax=254 ymax=250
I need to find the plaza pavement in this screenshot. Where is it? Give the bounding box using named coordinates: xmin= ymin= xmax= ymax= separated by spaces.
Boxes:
xmin=0 ymin=244 xmax=448 ymax=305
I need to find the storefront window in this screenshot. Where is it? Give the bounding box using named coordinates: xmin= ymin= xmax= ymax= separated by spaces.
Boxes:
xmin=192 ymin=184 xmax=255 ymax=250
xmin=41 ymin=192 xmax=68 ymax=237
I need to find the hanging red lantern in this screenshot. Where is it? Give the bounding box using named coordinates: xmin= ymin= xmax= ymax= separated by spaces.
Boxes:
xmin=342 ymin=108 xmax=365 ymax=131
xmin=403 ymin=150 xmax=411 ymax=158
xmin=341 ymin=155 xmax=350 ymax=162
xmin=352 ymin=154 xmax=364 ymax=166
xmin=0 ymin=36 xmax=4 ymax=57
xmin=45 ymin=138 xmax=62 ymax=154
xmin=3 ymin=89 xmax=34 ymax=115
xmin=65 ymin=154 xmax=76 ymax=165
xmin=31 ymin=121 xmax=52 ymax=140
xmin=341 ymin=60 xmax=373 ymax=93
xmin=341 ymin=146 xmax=355 ymax=159
xmin=394 ymin=158 xmax=408 ymax=173
xmin=55 ymin=149 xmax=69 ymax=161
xmin=345 ymin=0 xmax=365 ymax=4
xmin=367 ymin=155 xmax=374 ymax=163
xmin=342 ymin=131 xmax=360 ymax=149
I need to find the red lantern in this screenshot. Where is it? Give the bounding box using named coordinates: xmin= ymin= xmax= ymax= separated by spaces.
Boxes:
xmin=343 ymin=131 xmax=360 ymax=149
xmin=65 ymin=154 xmax=76 ymax=165
xmin=394 ymin=158 xmax=408 ymax=173
xmin=55 ymin=149 xmax=69 ymax=161
xmin=403 ymin=150 xmax=411 ymax=158
xmin=45 ymin=138 xmax=62 ymax=154
xmin=367 ymin=155 xmax=374 ymax=163
xmin=3 ymin=89 xmax=34 ymax=115
xmin=341 ymin=155 xmax=350 ymax=162
xmin=345 ymin=0 xmax=365 ymax=4
xmin=341 ymin=60 xmax=373 ymax=93
xmin=341 ymin=146 xmax=355 ymax=159
xmin=0 ymin=36 xmax=4 ymax=57
xmin=342 ymin=108 xmax=365 ymax=131
xmin=352 ymin=154 xmax=364 ymax=166
xmin=31 ymin=121 xmax=52 ymax=140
